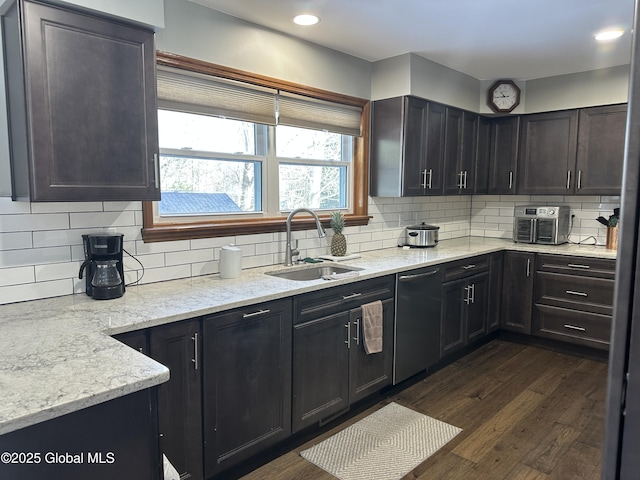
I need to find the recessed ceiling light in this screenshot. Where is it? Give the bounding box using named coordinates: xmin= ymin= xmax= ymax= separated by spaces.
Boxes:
xmin=595 ymin=29 xmax=624 ymax=41
xmin=293 ymin=14 xmax=320 ymax=26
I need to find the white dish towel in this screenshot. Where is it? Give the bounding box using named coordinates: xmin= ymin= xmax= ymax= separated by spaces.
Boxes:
xmin=361 ymin=300 xmax=383 ymax=354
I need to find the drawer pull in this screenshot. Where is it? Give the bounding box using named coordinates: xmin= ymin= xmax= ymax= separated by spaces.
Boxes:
xmin=566 ymin=290 xmax=588 ymax=297
xmin=567 ymin=263 xmax=590 ymax=269
xmin=243 ymin=309 xmax=271 ymax=318
xmin=564 ymin=324 xmax=586 ymax=332
xmin=461 ymin=264 xmax=476 ymax=270
xmin=342 ymin=292 xmax=362 ymax=300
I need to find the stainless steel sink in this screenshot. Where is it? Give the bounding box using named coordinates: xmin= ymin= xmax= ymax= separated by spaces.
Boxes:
xmin=265 ymin=264 xmax=363 ymax=281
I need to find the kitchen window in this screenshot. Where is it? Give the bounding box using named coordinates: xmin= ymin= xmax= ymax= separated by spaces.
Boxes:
xmin=142 ymin=52 xmax=370 ymax=242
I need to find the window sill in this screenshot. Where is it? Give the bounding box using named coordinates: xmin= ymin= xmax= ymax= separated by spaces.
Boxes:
xmin=141 ymin=213 xmax=371 ymax=243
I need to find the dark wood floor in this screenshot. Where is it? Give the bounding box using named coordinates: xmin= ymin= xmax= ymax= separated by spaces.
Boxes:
xmin=241 ymin=339 xmax=608 ymax=480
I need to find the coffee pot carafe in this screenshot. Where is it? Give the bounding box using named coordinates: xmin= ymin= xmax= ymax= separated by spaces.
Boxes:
xmin=79 ymin=233 xmax=125 ymax=300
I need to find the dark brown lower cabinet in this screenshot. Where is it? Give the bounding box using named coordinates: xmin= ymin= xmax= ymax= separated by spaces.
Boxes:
xmin=292 ymin=297 xmax=394 ymax=433
xmin=487 ymin=251 xmax=504 ymax=332
xmin=0 ymin=389 xmax=161 ymax=480
xmin=149 ymin=319 xmax=203 ymax=480
xmin=440 ymin=271 xmax=489 ymax=357
xmin=203 ymin=298 xmax=292 ymax=478
xmin=500 ymin=251 xmax=535 ymax=334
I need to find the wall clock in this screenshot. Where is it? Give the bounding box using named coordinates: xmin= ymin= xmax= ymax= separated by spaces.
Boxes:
xmin=487 ymin=80 xmax=521 ymax=113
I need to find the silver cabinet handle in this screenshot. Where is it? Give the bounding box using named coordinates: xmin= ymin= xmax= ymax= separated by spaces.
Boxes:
xmin=469 ymin=283 xmax=475 ymax=304
xmin=342 ymin=292 xmax=362 ymax=300
xmin=457 ymin=171 xmax=463 ymax=189
xmin=427 ymin=169 xmax=433 ymax=189
xmin=421 ymin=169 xmax=428 ymax=188
xmin=577 ymin=170 xmax=582 ymax=190
xmin=461 ymin=264 xmax=476 ymax=270
xmin=526 ymin=258 xmax=531 ymax=277
xmin=152 ymin=153 xmax=160 ymax=187
xmin=566 ymin=170 xmax=571 ymax=189
xmin=354 ymin=318 xmax=360 ymax=345
xmin=191 ymin=333 xmax=199 ymax=370
xmin=564 ymin=324 xmax=586 ymax=332
xmin=566 ymin=290 xmax=588 ymax=297
xmin=345 ymin=322 xmax=351 ymax=348
xmin=464 ymin=171 xmax=468 ymax=189
xmin=463 ymin=285 xmax=470 ymax=304
xmin=242 ymin=309 xmax=271 ymax=318
xmin=509 ymin=171 xmax=513 ymax=190
xmin=567 ymin=263 xmax=590 ymax=269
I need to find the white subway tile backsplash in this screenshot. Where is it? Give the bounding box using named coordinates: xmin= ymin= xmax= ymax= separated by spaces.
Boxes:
xmin=0 ymin=266 xmax=35 ymax=286
xmin=0 ymin=232 xmax=33 ymax=251
xmin=0 ymin=194 xmax=622 ymax=305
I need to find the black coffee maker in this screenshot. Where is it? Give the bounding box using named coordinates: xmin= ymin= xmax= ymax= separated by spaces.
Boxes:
xmin=79 ymin=233 xmax=125 ymax=300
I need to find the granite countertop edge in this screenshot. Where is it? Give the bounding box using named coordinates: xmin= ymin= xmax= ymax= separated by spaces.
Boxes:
xmin=0 ymin=237 xmax=617 ymax=435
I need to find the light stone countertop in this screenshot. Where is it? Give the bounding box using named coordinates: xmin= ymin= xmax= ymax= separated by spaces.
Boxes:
xmin=0 ymin=237 xmax=617 ymax=436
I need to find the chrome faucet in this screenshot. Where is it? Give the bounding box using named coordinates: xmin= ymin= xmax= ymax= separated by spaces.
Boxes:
xmin=285 ymin=208 xmax=326 ymax=266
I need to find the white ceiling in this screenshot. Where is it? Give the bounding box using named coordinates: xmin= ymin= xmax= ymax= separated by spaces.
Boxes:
xmin=189 ymin=0 xmax=635 ymax=81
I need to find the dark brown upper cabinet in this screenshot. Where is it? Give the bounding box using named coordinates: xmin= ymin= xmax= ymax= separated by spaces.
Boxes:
xmin=518 ymin=110 xmax=579 ymax=195
xmin=443 ymin=108 xmax=479 ymax=195
xmin=487 ymin=116 xmax=520 ymax=194
xmin=3 ymin=0 xmax=160 ymax=201
xmin=474 ymin=115 xmax=492 ymax=194
xmin=575 ymin=104 xmax=627 ymax=196
xmin=370 ymin=96 xmax=445 ymax=196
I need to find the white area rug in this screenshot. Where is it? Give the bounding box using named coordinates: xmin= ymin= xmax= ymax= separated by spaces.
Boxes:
xmin=300 ymin=402 xmax=462 ymax=480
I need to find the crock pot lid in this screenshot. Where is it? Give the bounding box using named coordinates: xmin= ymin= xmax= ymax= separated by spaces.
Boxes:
xmin=407 ymin=223 xmax=439 ymax=230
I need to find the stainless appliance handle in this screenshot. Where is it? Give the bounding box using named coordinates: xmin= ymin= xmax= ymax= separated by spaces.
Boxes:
xmin=530 ymin=218 xmax=537 ymax=243
xmin=243 ymin=309 xmax=271 ymax=318
xmin=398 ymin=269 xmax=440 ymax=281
xmin=421 ymin=169 xmax=428 ymax=188
xmin=191 ymin=333 xmax=199 ymax=370
xmin=566 ymin=170 xmax=571 ymax=189
xmin=354 ymin=318 xmax=360 ymax=345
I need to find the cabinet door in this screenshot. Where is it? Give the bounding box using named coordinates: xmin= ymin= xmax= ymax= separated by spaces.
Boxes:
xmin=423 ymin=101 xmax=446 ymax=194
xmin=402 ymin=97 xmax=430 ymax=196
xmin=443 ymin=107 xmax=465 ymax=194
xmin=114 ymin=329 xmax=149 ymax=355
xmin=349 ymin=298 xmax=394 ymax=403
xmin=441 ymin=279 xmax=466 ymax=356
xmin=466 ymin=272 xmax=489 ymax=343
xmin=576 ymin=104 xmax=627 ymax=195
xmin=501 ymin=252 xmax=535 ymax=334
xmin=203 ymin=299 xmax=292 ymax=477
xmin=292 ymin=311 xmax=350 ymax=433
xmin=488 ymin=116 xmax=520 ymax=194
xmin=487 ymin=252 xmax=504 ymax=332
xmin=518 ymin=110 xmax=579 ymax=194
xmin=149 ymin=319 xmax=202 ymax=480
xmin=474 ymin=115 xmax=492 ymax=194
xmin=12 ymin=0 xmax=159 ymax=201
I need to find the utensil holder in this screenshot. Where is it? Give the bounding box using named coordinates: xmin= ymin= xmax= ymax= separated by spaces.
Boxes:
xmin=606 ymin=226 xmax=619 ymax=250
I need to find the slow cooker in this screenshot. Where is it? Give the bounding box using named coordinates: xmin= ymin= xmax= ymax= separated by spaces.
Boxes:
xmin=405 ymin=223 xmax=439 ymax=247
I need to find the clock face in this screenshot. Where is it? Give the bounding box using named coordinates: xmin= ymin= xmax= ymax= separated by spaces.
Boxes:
xmin=488 ymin=80 xmax=520 ymax=113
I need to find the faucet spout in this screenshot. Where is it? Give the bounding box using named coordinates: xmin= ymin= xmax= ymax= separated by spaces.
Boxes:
xmin=284 ymin=208 xmax=326 ymax=266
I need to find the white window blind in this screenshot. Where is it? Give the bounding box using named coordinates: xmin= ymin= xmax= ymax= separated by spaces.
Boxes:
xmin=156 ymin=66 xmax=363 ymax=136
xmin=277 ymin=91 xmax=362 ymax=136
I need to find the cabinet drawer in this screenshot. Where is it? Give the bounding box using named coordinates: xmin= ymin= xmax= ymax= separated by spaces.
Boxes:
xmin=533 ymin=304 xmax=611 ymax=350
xmin=294 ymin=275 xmax=395 ymax=325
xmin=442 ymin=254 xmax=490 ymax=282
xmin=536 ymin=254 xmax=615 ymax=279
xmin=534 ymin=271 xmax=614 ymax=315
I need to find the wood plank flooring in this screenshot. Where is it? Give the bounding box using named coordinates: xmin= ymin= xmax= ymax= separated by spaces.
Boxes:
xmin=240 ymin=340 xmax=608 ymax=480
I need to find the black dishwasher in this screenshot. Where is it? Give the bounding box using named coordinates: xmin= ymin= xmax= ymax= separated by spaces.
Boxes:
xmin=393 ymin=266 xmax=442 ymax=384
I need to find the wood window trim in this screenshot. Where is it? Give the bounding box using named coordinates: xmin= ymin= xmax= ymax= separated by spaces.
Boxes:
xmin=142 ymin=51 xmax=371 ymax=243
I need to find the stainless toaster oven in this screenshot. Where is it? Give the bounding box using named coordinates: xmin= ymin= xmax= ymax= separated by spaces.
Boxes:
xmin=513 ymin=205 xmax=570 ymax=244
